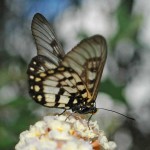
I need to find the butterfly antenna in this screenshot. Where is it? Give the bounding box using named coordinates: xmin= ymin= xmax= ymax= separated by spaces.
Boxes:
xmin=98 ymin=107 xmax=135 ymax=121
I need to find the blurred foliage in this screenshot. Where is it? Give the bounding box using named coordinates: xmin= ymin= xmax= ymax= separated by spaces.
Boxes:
xmin=0 ymin=96 xmax=38 ymax=149
xmin=0 ymin=0 xmax=150 ymax=149
xmin=110 ymin=0 xmax=142 ymax=49
xmin=101 ymin=79 xmax=127 ymax=104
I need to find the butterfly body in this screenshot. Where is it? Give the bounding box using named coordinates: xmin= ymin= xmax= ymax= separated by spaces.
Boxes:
xmin=27 ymin=13 xmax=107 ymax=114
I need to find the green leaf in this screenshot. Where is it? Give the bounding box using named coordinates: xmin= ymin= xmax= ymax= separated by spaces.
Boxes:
xmin=100 ymin=79 xmax=127 ymax=105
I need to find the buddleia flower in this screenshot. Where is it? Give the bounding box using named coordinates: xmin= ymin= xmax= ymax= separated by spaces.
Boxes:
xmin=15 ymin=113 xmax=117 ymax=150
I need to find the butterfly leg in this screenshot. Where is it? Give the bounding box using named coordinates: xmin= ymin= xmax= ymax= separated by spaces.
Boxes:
xmin=65 ymin=112 xmax=73 ymax=121
xmin=58 ymin=109 xmax=67 ymax=116
xmin=87 ymin=113 xmax=93 ymax=129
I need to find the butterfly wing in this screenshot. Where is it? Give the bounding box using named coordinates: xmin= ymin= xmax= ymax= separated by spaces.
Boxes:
xmin=28 ymin=13 xmax=88 ymax=109
xmin=27 ymin=55 xmax=88 ymax=109
xmin=31 ymin=13 xmax=65 ymax=65
xmin=62 ymin=35 xmax=107 ymax=101
xmin=28 ymin=13 xmax=107 ymax=111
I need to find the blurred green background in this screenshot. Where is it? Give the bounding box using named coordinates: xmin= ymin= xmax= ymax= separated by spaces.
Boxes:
xmin=0 ymin=0 xmax=150 ymax=149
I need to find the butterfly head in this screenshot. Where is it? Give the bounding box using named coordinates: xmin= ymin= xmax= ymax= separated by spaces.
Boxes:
xmin=72 ymin=102 xmax=97 ymax=114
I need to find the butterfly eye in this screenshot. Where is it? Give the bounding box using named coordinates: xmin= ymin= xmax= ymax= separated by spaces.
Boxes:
xmin=27 ymin=13 xmax=107 ymax=114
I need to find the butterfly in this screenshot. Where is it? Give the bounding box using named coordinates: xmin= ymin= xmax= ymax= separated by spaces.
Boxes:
xmin=27 ymin=13 xmax=107 ymax=114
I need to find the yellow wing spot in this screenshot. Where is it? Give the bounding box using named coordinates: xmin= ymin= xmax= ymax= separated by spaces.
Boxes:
xmin=70 ymin=79 xmax=76 ymax=85
xmin=40 ymin=66 xmax=45 ymax=71
xmin=30 ymin=76 xmax=34 ymax=79
xmin=58 ymin=104 xmax=65 ymax=108
xmin=58 ymin=96 xmax=69 ymax=104
xmin=87 ymin=97 xmax=93 ymax=103
xmin=64 ymin=71 xmax=71 ymax=78
xmin=33 ymin=61 xmax=37 ymax=65
xmin=45 ymin=94 xmax=55 ymax=102
xmin=37 ymin=95 xmax=42 ymax=101
xmin=31 ymin=86 xmax=33 ymax=90
xmin=88 ymin=83 xmax=94 ymax=89
xmin=30 ymin=67 xmax=35 ymax=71
xmin=65 ymin=106 xmax=70 ymax=109
xmin=55 ymin=74 xmax=64 ymax=79
xmin=82 ymin=92 xmax=87 ymax=98
xmin=77 ymin=85 xmax=84 ymax=90
xmin=35 ymin=77 xmax=41 ymax=82
xmin=73 ymin=99 xmax=78 ymax=104
xmin=40 ymin=73 xmax=46 ymax=77
xmin=58 ymin=67 xmax=65 ymax=71
xmin=90 ymin=102 xmax=94 ymax=106
xmin=32 ymin=95 xmax=35 ymax=98
xmin=48 ymin=70 xmax=54 ymax=74
xmin=45 ymin=103 xmax=55 ymax=107
xmin=34 ymin=85 xmax=40 ymax=92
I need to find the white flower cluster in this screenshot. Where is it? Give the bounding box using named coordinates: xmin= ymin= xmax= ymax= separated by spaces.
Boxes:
xmin=15 ymin=113 xmax=117 ymax=150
